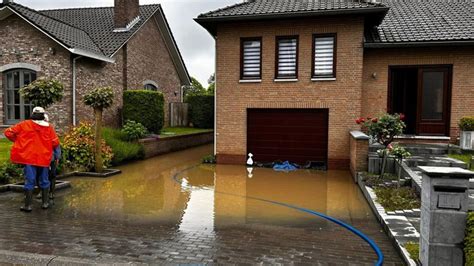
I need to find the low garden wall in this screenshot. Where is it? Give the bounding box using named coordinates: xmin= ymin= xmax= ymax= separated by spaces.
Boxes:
xmin=139 ymin=131 xmax=213 ymax=159
xmin=349 ymin=131 xmax=369 ymax=181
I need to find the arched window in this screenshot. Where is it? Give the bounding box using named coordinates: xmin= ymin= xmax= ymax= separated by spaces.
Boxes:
xmin=3 ymin=69 xmax=36 ymax=124
xmin=143 ymin=80 xmax=159 ymax=91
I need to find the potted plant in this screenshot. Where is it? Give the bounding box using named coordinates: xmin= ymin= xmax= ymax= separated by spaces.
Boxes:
xmin=459 ymin=116 xmax=474 ymax=150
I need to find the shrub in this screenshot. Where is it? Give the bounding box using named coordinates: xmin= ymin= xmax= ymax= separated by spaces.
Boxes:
xmin=102 ymin=127 xmax=144 ymax=165
xmin=466 ymin=212 xmax=474 ymax=266
xmin=374 ymin=186 xmax=420 ymax=212
xmin=202 ymin=154 xmax=216 ymax=164
xmin=123 ymin=90 xmax=164 ymax=133
xmin=356 ymin=113 xmax=406 ymax=147
xmin=19 ymin=78 xmax=64 ymax=108
xmin=62 ymin=122 xmax=113 ymax=172
xmin=121 ymin=120 xmax=147 ymax=141
xmin=0 ymin=162 xmax=23 ymax=185
xmin=187 ymin=95 xmax=214 ymax=129
xmin=459 ymin=116 xmax=474 ymax=131
xmin=83 ymin=87 xmax=114 ymax=110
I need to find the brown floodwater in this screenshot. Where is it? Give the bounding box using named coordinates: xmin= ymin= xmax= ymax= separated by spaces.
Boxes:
xmin=56 ymin=144 xmax=373 ymax=231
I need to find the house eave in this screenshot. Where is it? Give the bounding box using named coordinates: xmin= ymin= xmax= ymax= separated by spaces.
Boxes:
xmin=70 ymin=48 xmax=115 ymax=63
xmin=364 ymin=40 xmax=474 ymax=48
xmin=195 ymin=6 xmax=389 ymax=36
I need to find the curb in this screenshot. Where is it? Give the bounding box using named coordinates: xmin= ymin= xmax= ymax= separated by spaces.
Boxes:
xmin=357 ymin=173 xmax=419 ymax=266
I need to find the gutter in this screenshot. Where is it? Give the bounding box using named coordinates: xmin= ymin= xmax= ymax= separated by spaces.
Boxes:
xmin=70 ymin=49 xmax=115 ymax=63
xmin=195 ymin=6 xmax=389 ymax=23
xmin=364 ymin=40 xmax=474 ymax=48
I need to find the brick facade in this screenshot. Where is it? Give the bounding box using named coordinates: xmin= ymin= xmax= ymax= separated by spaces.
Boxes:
xmin=215 ymin=16 xmax=365 ymax=169
xmin=362 ymin=46 xmax=474 ymax=141
xmin=0 ymin=13 xmax=182 ymax=132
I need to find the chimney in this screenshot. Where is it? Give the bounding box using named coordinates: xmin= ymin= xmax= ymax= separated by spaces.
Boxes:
xmin=114 ymin=0 xmax=139 ymax=30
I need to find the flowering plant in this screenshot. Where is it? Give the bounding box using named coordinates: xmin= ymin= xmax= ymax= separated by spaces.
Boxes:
xmin=356 ymin=113 xmax=406 ymax=147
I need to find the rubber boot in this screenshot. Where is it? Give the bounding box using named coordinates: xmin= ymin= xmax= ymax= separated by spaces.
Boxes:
xmin=20 ymin=190 xmax=33 ymax=212
xmin=49 ymin=177 xmax=56 ymax=200
xmin=41 ymin=188 xmax=49 ymax=209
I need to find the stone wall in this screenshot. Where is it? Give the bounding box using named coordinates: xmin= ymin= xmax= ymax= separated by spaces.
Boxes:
xmin=215 ymin=16 xmax=366 ymax=169
xmin=139 ymin=132 xmax=213 ymax=159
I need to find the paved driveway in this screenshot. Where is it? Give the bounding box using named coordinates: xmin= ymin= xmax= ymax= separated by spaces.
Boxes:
xmin=0 ymin=145 xmax=403 ymax=265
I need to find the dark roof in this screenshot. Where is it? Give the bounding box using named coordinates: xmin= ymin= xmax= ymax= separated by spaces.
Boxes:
xmin=365 ymin=0 xmax=474 ymax=46
xmin=40 ymin=5 xmax=160 ymax=56
xmin=7 ymin=3 xmax=103 ymax=55
xmin=198 ymin=0 xmax=386 ymax=18
xmin=196 ymin=0 xmax=473 ymax=46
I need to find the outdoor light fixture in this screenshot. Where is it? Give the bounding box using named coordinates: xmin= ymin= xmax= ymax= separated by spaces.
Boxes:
xmin=372 ymin=72 xmax=377 ymax=79
xmin=49 ymin=47 xmax=56 ymax=55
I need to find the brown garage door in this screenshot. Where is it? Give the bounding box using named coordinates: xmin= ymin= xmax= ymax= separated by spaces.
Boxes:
xmin=247 ymin=109 xmax=328 ymax=165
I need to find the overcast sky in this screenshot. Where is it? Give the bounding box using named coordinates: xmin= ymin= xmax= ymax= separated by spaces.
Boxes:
xmin=16 ymin=0 xmax=238 ymax=86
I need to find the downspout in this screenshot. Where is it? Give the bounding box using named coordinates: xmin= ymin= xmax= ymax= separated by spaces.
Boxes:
xmin=72 ymin=56 xmax=82 ymax=126
xmin=213 ymin=36 xmax=217 ymax=156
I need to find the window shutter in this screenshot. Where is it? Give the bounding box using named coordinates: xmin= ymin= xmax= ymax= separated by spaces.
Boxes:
xmin=277 ymin=37 xmax=297 ymax=78
xmin=242 ymin=39 xmax=261 ymax=79
xmin=313 ymin=36 xmax=335 ymax=77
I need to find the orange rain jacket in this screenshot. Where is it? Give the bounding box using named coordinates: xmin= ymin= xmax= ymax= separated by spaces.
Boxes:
xmin=5 ymin=120 xmax=60 ymax=167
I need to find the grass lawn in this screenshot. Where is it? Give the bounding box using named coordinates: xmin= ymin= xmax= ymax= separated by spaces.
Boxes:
xmin=159 ymin=127 xmax=213 ymax=138
xmin=448 ymin=153 xmax=474 ymax=170
xmin=0 ymin=138 xmax=12 ymax=164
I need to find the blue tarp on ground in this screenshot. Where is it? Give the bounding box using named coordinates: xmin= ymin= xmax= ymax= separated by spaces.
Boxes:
xmin=273 ymin=161 xmax=298 ymax=171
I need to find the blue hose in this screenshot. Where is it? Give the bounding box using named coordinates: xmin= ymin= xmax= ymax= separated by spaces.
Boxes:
xmin=172 ymin=166 xmax=384 ymax=266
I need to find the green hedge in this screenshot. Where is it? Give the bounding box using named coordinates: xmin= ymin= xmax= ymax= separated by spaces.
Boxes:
xmin=466 ymin=212 xmax=474 ymax=266
xmin=123 ymin=90 xmax=164 ymax=133
xmin=187 ymin=95 xmax=214 ymax=129
xmin=102 ymin=127 xmax=144 ymax=166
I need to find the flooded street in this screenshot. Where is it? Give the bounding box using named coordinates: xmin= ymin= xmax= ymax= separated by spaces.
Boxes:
xmin=0 ymin=145 xmax=403 ymax=264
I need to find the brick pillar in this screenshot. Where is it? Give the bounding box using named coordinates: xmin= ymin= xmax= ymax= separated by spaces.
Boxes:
xmin=349 ymin=131 xmax=369 ymax=182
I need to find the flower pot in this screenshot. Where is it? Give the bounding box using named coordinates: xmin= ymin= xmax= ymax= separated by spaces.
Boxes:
xmin=460 ymin=131 xmax=474 ymax=150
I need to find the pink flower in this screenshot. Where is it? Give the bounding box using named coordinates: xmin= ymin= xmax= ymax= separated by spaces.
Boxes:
xmin=400 ymin=113 xmax=405 ymax=121
xmin=372 ymin=118 xmax=378 ymax=123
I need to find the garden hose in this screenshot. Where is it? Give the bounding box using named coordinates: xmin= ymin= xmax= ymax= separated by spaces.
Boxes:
xmin=172 ymin=165 xmax=384 ymax=266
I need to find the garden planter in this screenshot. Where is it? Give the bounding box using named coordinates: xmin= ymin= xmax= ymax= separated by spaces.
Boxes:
xmin=460 ymin=131 xmax=474 ymax=150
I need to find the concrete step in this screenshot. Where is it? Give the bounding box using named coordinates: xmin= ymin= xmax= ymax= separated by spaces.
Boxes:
xmin=369 ymin=143 xmax=456 ymax=156
xmin=405 ymin=156 xmax=467 ymax=169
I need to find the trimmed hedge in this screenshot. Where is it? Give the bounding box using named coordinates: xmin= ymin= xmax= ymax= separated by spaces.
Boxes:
xmin=123 ymin=90 xmax=164 ymax=133
xmin=466 ymin=212 xmax=474 ymax=266
xmin=187 ymin=95 xmax=214 ymax=129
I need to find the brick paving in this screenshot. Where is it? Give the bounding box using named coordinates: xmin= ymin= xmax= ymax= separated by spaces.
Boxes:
xmin=0 ymin=191 xmax=403 ymax=265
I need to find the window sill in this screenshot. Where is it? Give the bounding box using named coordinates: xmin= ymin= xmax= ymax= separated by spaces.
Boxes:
xmin=239 ymin=79 xmax=262 ymax=83
xmin=311 ymin=77 xmax=336 ymax=82
xmin=274 ymin=78 xmax=298 ymax=82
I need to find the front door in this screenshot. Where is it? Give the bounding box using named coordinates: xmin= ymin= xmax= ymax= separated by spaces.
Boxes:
xmin=389 ymin=65 xmax=452 ymax=136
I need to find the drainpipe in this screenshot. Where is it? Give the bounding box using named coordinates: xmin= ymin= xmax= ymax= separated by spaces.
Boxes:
xmin=213 ymin=37 xmax=217 ymax=156
xmin=72 ymin=56 xmax=82 ymax=126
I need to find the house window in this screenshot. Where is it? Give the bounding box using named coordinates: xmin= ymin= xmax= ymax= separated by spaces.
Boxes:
xmin=313 ymin=34 xmax=336 ymax=78
xmin=241 ymin=37 xmax=262 ymax=80
xmin=275 ymin=36 xmax=298 ymax=79
xmin=3 ymin=69 xmax=36 ymax=124
xmin=144 ymin=83 xmax=158 ymax=91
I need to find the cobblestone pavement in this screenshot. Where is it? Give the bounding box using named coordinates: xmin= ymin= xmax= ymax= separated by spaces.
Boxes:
xmin=0 ymin=145 xmax=404 ymax=265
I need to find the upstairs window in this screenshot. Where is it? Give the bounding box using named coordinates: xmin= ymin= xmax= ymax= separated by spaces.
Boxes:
xmin=313 ymin=34 xmax=336 ymax=78
xmin=275 ymin=36 xmax=298 ymax=79
xmin=240 ymin=37 xmax=262 ymax=80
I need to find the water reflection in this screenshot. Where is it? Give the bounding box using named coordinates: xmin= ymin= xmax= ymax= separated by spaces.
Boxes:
xmin=58 ymin=145 xmax=372 ymax=230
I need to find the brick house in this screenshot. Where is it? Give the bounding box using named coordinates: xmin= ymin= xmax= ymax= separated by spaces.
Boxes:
xmin=0 ymin=0 xmax=190 ymax=131
xmin=195 ymin=0 xmax=473 ymax=169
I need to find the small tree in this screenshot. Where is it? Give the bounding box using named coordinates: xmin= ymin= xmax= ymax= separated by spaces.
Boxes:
xmin=19 ymin=78 xmax=64 ymax=108
xmin=357 ymin=113 xmax=406 ymax=178
xmin=389 ymin=144 xmax=411 ymax=188
xmin=83 ymin=87 xmax=114 ymax=173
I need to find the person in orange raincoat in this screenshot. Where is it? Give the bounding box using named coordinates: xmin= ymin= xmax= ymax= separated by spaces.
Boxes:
xmin=5 ymin=107 xmax=60 ymax=212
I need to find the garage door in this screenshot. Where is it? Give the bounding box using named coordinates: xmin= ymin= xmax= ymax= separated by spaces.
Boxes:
xmin=247 ymin=109 xmax=328 ymax=165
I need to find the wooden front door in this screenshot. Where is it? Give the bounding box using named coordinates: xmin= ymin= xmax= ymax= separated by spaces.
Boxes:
xmin=389 ymin=65 xmax=452 ymax=136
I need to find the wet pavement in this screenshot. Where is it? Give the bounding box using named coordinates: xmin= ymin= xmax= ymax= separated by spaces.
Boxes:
xmin=0 ymin=145 xmax=403 ymax=265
